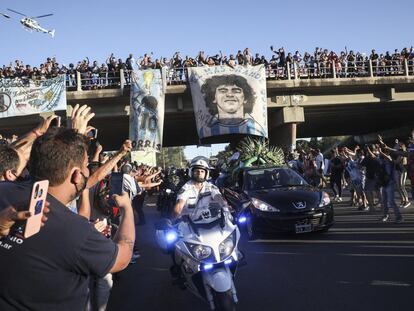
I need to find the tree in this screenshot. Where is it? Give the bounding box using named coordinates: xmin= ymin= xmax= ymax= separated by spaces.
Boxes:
xmin=214 ymin=144 xmax=232 ymax=163
xmin=156 ymin=147 xmax=186 ymax=169
xmin=296 ymin=136 xmax=351 ymax=154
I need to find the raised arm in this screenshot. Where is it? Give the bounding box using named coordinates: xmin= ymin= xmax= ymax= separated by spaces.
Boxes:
xmin=109 ymin=193 xmax=135 ymax=272
xmin=11 ymin=114 xmax=58 ymax=175
xmin=87 ymin=140 xmax=132 ymax=189
xmin=378 ymin=135 xmax=409 ymax=157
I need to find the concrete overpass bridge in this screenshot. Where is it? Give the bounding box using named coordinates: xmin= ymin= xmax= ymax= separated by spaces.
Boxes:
xmin=2 ymin=71 xmax=414 ymax=150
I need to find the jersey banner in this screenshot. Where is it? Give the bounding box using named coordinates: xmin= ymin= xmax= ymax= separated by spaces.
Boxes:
xmin=129 ymin=68 xmax=166 ymax=152
xmin=187 ymin=65 xmax=268 ymax=140
xmin=0 ymin=76 xmax=67 ymax=119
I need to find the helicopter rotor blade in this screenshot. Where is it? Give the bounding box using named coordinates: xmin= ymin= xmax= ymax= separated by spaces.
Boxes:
xmin=1 ymin=13 xmax=11 ymax=18
xmin=33 ymin=14 xmax=53 ymax=19
xmin=7 ymin=8 xmax=27 ymax=17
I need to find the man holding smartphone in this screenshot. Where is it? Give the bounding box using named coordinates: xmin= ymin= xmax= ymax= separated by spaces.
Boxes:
xmin=0 ymin=108 xmax=135 ymax=311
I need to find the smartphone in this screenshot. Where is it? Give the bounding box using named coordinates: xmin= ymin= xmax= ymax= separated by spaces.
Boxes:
xmin=108 ymin=172 xmax=124 ymax=206
xmin=87 ymin=129 xmax=98 ymax=139
xmin=50 ymin=116 xmax=61 ymax=127
xmin=109 ymin=172 xmax=123 ymax=196
xmin=24 ymin=180 xmax=49 ymax=238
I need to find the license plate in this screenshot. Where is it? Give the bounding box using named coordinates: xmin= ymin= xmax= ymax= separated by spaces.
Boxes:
xmin=295 ymin=223 xmax=312 ymax=233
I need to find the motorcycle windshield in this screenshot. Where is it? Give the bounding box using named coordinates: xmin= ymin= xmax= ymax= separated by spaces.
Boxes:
xmin=190 ymin=196 xmax=223 ymax=224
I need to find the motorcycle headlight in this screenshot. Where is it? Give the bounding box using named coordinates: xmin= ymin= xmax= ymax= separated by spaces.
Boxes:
xmin=219 ymin=231 xmax=236 ymax=261
xmin=252 ymin=198 xmax=280 ymax=212
xmin=165 ymin=230 xmax=178 ymax=244
xmin=319 ymin=192 xmax=331 ymax=207
xmin=185 ymin=242 xmax=213 ymax=260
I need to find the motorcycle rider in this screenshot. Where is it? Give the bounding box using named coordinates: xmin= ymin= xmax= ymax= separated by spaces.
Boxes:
xmin=170 ymin=156 xmax=231 ymax=282
xmin=174 ymin=156 xmax=225 ymax=218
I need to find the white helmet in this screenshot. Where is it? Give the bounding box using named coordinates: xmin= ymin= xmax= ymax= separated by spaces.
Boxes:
xmin=189 ymin=156 xmax=210 ymax=181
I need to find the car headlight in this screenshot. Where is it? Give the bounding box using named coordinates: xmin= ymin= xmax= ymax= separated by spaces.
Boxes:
xmin=219 ymin=231 xmax=236 ymax=260
xmin=252 ymin=198 xmax=280 ymax=212
xmin=319 ymin=192 xmax=331 ymax=207
xmin=185 ymin=242 xmax=213 ymax=260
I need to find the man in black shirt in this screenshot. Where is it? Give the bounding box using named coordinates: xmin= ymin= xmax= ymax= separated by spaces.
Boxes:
xmin=329 ymin=148 xmax=345 ymax=202
xmin=0 ymin=123 xmax=135 ymax=310
xmin=360 ymin=145 xmax=381 ymax=211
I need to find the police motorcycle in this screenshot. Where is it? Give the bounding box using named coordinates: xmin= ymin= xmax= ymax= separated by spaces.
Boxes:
xmin=155 ymin=191 xmax=243 ymax=311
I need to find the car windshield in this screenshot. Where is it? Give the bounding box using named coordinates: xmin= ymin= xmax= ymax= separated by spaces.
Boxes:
xmin=245 ymin=167 xmax=308 ymax=190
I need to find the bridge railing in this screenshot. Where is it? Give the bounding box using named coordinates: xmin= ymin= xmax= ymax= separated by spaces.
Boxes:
xmin=371 ymin=61 xmax=405 ymax=76
xmin=58 ymin=58 xmax=414 ymax=91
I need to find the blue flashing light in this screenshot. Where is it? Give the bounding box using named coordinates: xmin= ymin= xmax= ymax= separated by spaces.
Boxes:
xmin=165 ymin=230 xmax=178 ymax=243
xmin=203 ymin=263 xmax=214 ymax=271
xmin=238 ymin=216 xmax=247 ymax=224
xmin=224 ymin=259 xmax=232 ymax=265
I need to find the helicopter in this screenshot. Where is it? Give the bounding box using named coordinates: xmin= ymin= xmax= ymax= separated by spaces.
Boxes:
xmin=7 ymin=8 xmax=55 ymax=38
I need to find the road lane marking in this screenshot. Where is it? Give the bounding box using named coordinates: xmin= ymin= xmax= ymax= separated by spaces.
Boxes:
xmin=371 ymin=280 xmax=412 ymax=287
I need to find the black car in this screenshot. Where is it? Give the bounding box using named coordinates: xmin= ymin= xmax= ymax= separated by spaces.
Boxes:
xmin=222 ymin=166 xmax=334 ymax=239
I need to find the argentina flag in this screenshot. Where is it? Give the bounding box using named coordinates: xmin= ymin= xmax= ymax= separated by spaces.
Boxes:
xmin=187 ymin=65 xmax=268 ymax=141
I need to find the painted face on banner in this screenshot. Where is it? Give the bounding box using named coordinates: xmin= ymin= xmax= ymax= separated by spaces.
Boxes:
xmin=213 ymin=84 xmax=246 ymax=114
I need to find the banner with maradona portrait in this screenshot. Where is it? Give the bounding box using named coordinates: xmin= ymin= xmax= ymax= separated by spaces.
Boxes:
xmin=187 ymin=65 xmax=268 ymax=140
xmin=0 ymin=76 xmax=66 ymax=118
xmin=129 ymin=69 xmax=166 ymax=152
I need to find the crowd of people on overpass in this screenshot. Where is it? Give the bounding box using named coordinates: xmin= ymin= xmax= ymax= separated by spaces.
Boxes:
xmin=287 ymin=134 xmax=414 ymax=223
xmin=1 ymin=46 xmax=414 ymax=90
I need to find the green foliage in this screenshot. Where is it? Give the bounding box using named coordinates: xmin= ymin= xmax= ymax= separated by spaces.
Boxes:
xmin=296 ymin=136 xmax=351 ymax=154
xmin=236 ymin=136 xmax=285 ymax=166
xmin=156 ymin=147 xmax=186 ymax=168
xmin=215 ymin=145 xmax=232 ymax=164
xmin=214 ymin=136 xmax=285 ymax=186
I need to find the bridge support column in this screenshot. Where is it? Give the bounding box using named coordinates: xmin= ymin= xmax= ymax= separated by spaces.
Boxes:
xmin=404 ymin=59 xmax=409 ymax=77
xmin=268 ymin=123 xmax=297 ymax=152
xmin=76 ymin=71 xmax=82 ymax=92
xmin=120 ymin=69 xmax=126 ymax=89
xmin=268 ymin=106 xmax=304 ymax=152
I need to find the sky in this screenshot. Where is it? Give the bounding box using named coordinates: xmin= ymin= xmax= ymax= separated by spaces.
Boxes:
xmin=1 ymin=0 xmax=413 ymax=160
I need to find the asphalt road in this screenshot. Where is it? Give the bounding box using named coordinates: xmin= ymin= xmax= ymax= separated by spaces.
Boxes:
xmin=107 ymin=195 xmax=414 ymax=311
